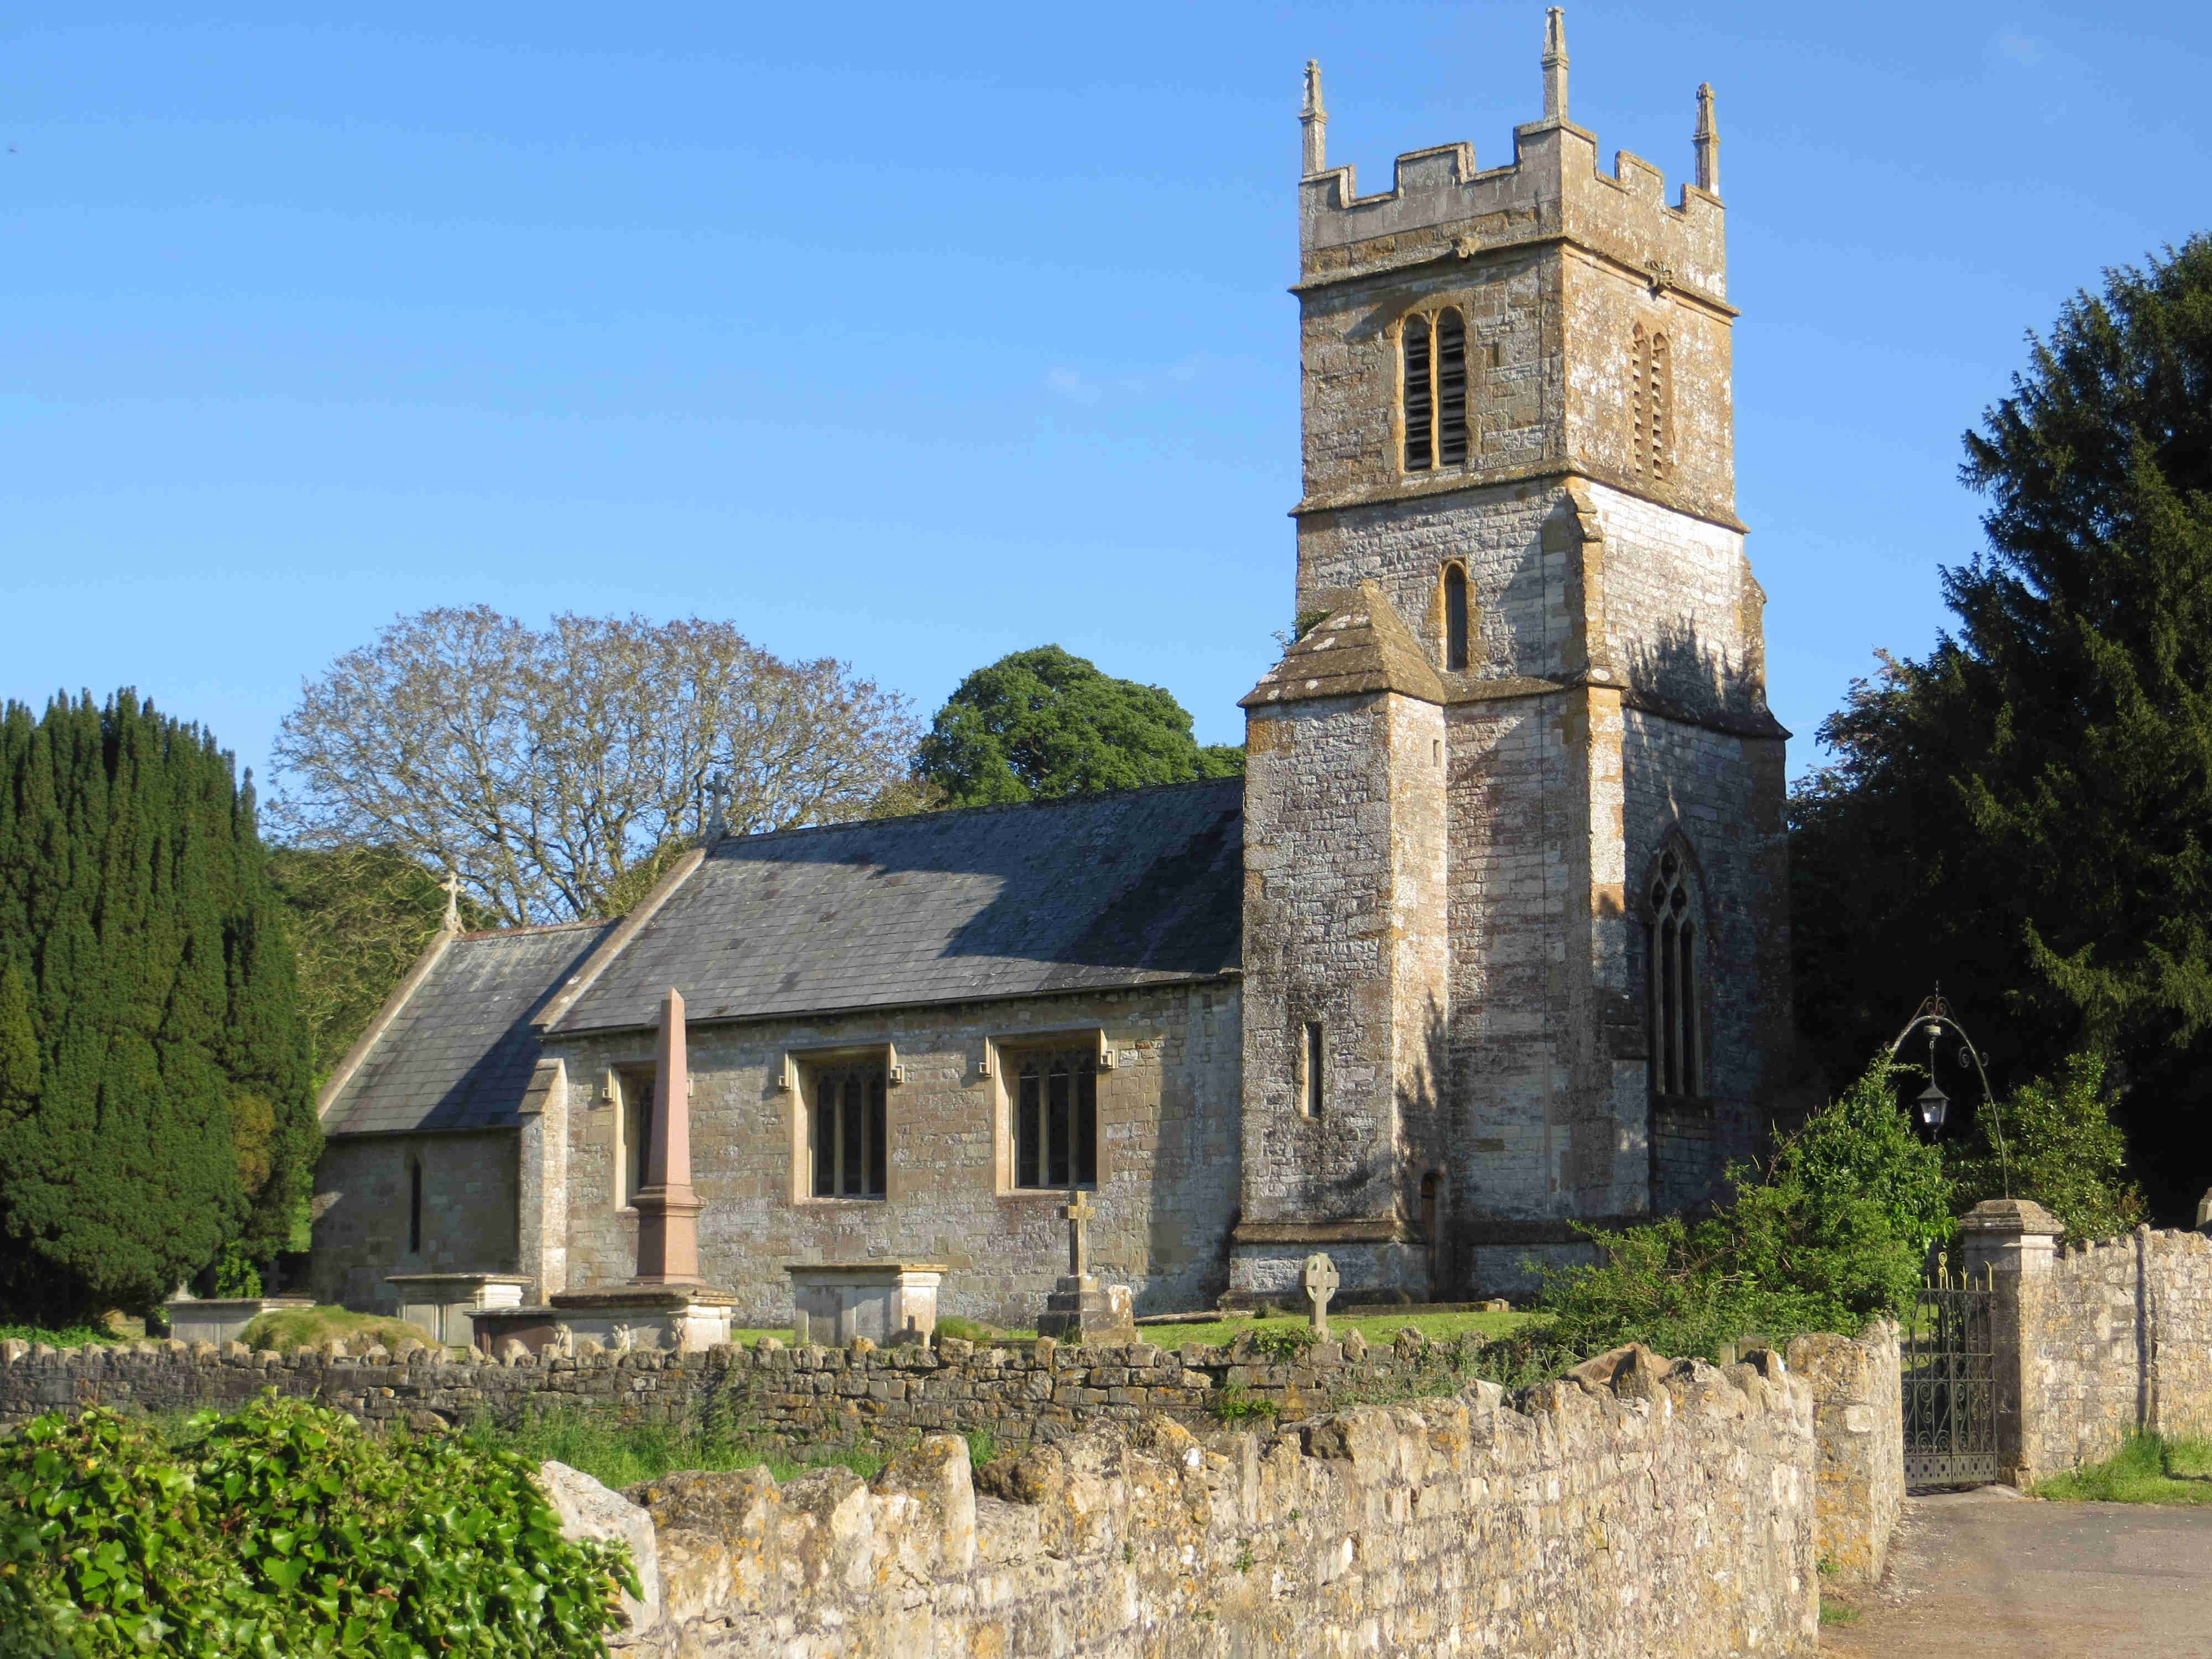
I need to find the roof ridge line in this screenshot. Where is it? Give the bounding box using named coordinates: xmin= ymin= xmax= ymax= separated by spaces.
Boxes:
xmin=702 ymin=775 xmax=1245 ymax=851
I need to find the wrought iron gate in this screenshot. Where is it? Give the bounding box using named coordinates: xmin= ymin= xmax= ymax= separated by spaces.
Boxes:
xmin=1902 ymin=1269 xmax=1997 ymax=1489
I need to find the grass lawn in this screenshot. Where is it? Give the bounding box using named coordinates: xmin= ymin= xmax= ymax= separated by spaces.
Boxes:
xmin=1125 ymin=1308 xmax=1537 ymax=1352
xmin=461 ymin=1409 xmax=1000 ymax=1492
xmin=2036 ymin=1433 xmax=2212 ymax=1505
xmin=0 ymin=1322 xmax=123 ymax=1348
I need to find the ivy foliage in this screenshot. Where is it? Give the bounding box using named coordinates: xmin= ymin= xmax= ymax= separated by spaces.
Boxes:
xmin=915 ymin=645 xmax=1243 ymax=808
xmin=0 ymin=1393 xmax=635 ymax=1658
xmin=1535 ymin=1060 xmax=1952 ymax=1361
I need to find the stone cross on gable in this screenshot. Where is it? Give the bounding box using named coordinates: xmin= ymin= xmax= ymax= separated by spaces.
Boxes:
xmin=1303 ymin=1252 xmax=1340 ymax=1341
xmin=1063 ymin=1190 xmax=1095 ymax=1284
xmin=701 ymin=773 xmax=732 ymax=841
xmin=439 ymin=870 xmax=462 ymax=932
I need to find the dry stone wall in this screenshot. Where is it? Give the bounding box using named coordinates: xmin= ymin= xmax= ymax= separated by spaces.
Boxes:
xmin=569 ymin=1343 xmax=1822 ymax=1658
xmin=0 ymin=1328 xmax=1520 ymax=1448
xmin=2023 ymin=1225 xmax=2212 ymax=1480
xmin=1786 ymin=1323 xmax=1901 ymax=1588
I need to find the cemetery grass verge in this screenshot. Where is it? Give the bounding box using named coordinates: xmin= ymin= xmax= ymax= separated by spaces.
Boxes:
xmin=2035 ymin=1433 xmax=2212 ymax=1505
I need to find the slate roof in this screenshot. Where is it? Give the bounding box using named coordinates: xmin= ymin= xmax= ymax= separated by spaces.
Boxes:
xmin=547 ymin=778 xmax=1244 ymax=1035
xmin=320 ymin=920 xmax=614 ymax=1138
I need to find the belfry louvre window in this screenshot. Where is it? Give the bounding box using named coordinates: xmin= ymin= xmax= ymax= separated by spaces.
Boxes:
xmin=1403 ymin=309 xmax=1470 ymax=472
xmin=1632 ymin=325 xmax=1672 ymax=480
xmin=1014 ymin=1048 xmax=1098 ymax=1190
xmin=1648 ymin=848 xmax=1701 ymax=1097
xmin=811 ymin=1061 xmax=888 ymax=1199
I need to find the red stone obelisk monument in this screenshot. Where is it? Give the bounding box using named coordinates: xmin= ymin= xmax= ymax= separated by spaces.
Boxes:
xmin=491 ymin=983 xmax=735 ymax=1355
xmin=631 ymin=987 xmax=705 ymax=1286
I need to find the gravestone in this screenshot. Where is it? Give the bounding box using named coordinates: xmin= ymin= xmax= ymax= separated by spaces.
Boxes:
xmin=1037 ymin=1186 xmax=1133 ymax=1341
xmin=1304 ymin=1252 xmax=1339 ymax=1341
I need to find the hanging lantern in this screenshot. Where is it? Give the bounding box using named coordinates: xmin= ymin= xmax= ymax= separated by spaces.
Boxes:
xmin=1916 ymin=1079 xmax=1950 ymax=1135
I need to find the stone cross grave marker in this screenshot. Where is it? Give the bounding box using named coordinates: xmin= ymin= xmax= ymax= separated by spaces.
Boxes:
xmin=1303 ymin=1252 xmax=1339 ymax=1341
xmin=1063 ymin=1190 xmax=1095 ymax=1285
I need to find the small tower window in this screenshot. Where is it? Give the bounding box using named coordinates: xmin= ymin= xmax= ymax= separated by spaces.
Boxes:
xmin=1632 ymin=325 xmax=1672 ymax=481
xmin=406 ymin=1156 xmax=424 ymax=1255
xmin=1402 ymin=309 xmax=1470 ymax=472
xmin=1442 ymin=563 xmax=1470 ymax=671
xmin=1647 ymin=847 xmax=1701 ymax=1097
xmin=1301 ymin=1020 xmax=1326 ymax=1118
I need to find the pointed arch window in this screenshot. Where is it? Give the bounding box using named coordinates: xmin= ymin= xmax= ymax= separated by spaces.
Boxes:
xmin=1404 ymin=308 xmax=1470 ymax=472
xmin=1442 ymin=563 xmax=1470 ymax=671
xmin=1632 ymin=325 xmax=1672 ymax=481
xmin=1647 ymin=846 xmax=1702 ymax=1097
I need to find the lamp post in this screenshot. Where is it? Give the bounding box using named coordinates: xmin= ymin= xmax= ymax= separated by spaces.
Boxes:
xmin=1887 ymin=991 xmax=2007 ymax=1193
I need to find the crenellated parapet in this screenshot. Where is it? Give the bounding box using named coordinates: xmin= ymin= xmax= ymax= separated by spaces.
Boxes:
xmin=1298 ymin=126 xmax=1725 ymax=307
xmin=1297 ymin=32 xmax=1726 ymax=306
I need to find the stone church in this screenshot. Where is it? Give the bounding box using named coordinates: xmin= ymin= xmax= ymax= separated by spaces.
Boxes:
xmin=310 ymin=13 xmax=1791 ymax=1330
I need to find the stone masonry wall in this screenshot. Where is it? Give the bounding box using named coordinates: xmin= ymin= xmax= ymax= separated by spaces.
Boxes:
xmin=1786 ymin=1323 xmax=1902 ymax=1589
xmin=570 ymin=1342 xmax=1820 ymax=1657
xmin=310 ymin=1131 xmax=519 ymax=1313
xmin=549 ymin=980 xmax=1241 ymax=1332
xmin=2021 ymin=1227 xmax=2212 ymax=1481
xmin=0 ymin=1327 xmax=1511 ymax=1450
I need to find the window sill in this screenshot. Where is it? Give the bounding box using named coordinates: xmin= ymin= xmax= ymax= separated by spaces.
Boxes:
xmin=799 ymin=1195 xmax=889 ymax=1205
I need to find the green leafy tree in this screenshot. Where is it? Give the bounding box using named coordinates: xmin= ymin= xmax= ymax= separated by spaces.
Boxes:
xmin=915 ymin=645 xmax=1243 ymax=807
xmin=1947 ymin=1052 xmax=2146 ymax=1244
xmin=0 ymin=692 xmax=316 ymax=1322
xmin=1792 ymin=236 xmax=2212 ymax=1217
xmin=269 ymin=843 xmax=492 ymax=1078
xmin=1537 ymin=1060 xmax=1951 ymax=1359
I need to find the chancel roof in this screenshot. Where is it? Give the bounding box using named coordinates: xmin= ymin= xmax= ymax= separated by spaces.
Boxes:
xmin=546 ymin=778 xmax=1244 ymax=1035
xmin=319 ymin=921 xmax=613 ymax=1138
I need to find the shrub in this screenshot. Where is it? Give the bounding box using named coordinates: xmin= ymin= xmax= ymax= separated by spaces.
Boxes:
xmin=0 ymin=1392 xmax=635 ymax=1657
xmin=1533 ymin=1057 xmax=1951 ymax=1360
xmin=1947 ymin=1052 xmax=2145 ymax=1244
xmin=1248 ymin=1325 xmax=1317 ymax=1363
xmin=1208 ymin=1384 xmax=1279 ymax=1426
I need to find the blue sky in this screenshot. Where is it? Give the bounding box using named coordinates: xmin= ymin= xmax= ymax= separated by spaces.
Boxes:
xmin=3 ymin=3 xmax=2207 ymax=791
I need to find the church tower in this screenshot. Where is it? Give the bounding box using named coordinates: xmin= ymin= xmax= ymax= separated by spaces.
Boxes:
xmin=1235 ymin=12 xmax=1790 ymax=1298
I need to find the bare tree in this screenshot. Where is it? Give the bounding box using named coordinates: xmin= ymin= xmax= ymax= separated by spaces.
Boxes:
xmin=271 ymin=607 xmax=920 ymax=926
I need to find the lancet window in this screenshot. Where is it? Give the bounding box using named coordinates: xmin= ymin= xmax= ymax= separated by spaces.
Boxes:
xmin=1647 ymin=846 xmax=1702 ymax=1098
xmin=1442 ymin=562 xmax=1470 ymax=671
xmin=1404 ymin=308 xmax=1471 ymax=472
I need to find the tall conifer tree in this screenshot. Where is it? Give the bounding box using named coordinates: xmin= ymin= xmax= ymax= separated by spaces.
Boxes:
xmin=0 ymin=692 xmax=315 ymax=1320
xmin=1793 ymin=236 xmax=2212 ymax=1216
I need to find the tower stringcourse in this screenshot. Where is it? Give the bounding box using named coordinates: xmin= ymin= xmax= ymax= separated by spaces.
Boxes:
xmin=1233 ymin=11 xmax=1791 ymax=1302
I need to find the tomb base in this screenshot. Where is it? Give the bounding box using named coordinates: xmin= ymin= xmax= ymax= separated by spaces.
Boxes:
xmin=469 ymin=1287 xmax=737 ymax=1356
xmin=385 ymin=1272 xmax=533 ymax=1347
xmin=1036 ymin=1276 xmax=1136 ymax=1342
xmin=786 ymin=1262 xmax=944 ymax=1346
xmin=160 ymin=1296 xmax=312 ymax=1348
